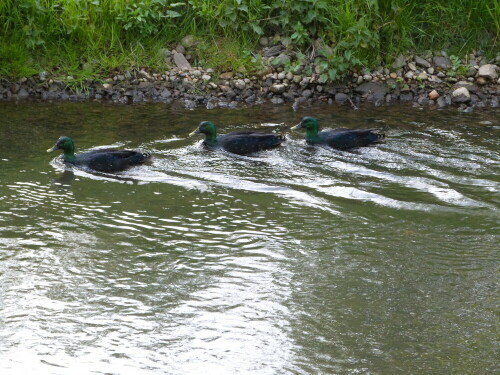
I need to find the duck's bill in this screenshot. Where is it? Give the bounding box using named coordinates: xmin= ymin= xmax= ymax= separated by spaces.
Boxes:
xmin=188 ymin=129 xmax=200 ymax=137
xmin=46 ymin=146 xmax=57 ymax=152
xmin=290 ymin=123 xmax=303 ymax=130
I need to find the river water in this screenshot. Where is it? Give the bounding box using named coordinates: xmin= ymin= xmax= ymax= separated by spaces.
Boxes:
xmin=0 ymin=101 xmax=498 ymax=374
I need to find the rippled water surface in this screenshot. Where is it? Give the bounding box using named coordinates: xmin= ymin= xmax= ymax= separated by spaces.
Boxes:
xmin=0 ymin=101 xmax=498 ymax=374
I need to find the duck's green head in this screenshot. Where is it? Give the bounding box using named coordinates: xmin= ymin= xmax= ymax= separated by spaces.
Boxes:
xmin=291 ymin=117 xmax=320 ymax=132
xmin=189 ymin=121 xmax=217 ymax=141
xmin=47 ymin=136 xmax=75 ymax=157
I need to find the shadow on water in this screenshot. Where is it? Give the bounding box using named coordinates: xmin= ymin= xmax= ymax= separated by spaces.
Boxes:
xmin=0 ymin=101 xmax=499 ymax=374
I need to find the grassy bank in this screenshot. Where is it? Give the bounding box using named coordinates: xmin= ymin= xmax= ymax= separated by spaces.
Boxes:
xmin=0 ymin=0 xmax=498 ymax=83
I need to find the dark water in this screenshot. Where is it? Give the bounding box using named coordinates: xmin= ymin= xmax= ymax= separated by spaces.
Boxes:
xmin=0 ymin=101 xmax=498 ymax=374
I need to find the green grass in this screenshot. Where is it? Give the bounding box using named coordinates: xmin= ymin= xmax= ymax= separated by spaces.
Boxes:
xmin=0 ymin=0 xmax=498 ymax=81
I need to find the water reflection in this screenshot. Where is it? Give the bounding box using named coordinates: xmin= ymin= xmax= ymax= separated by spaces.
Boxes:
xmin=0 ymin=102 xmax=498 ymax=374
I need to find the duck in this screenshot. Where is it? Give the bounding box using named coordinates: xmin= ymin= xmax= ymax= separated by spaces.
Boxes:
xmin=189 ymin=121 xmax=285 ymax=155
xmin=47 ymin=136 xmax=151 ymax=172
xmin=291 ymin=116 xmax=385 ymax=149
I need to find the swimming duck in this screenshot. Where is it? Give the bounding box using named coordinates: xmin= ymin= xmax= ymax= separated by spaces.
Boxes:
xmin=47 ymin=136 xmax=151 ymax=172
xmin=189 ymin=121 xmax=285 ymax=155
xmin=291 ymin=116 xmax=385 ymax=149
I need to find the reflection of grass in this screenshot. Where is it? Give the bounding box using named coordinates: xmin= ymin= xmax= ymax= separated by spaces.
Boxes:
xmin=0 ymin=0 xmax=497 ymax=80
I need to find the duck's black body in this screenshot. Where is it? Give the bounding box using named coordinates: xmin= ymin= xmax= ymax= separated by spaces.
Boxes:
xmin=67 ymin=148 xmax=151 ymax=172
xmin=190 ymin=122 xmax=285 ymax=155
xmin=48 ymin=136 xmax=151 ymax=173
xmin=292 ymin=117 xmax=385 ymax=150
xmin=312 ymin=127 xmax=384 ymax=149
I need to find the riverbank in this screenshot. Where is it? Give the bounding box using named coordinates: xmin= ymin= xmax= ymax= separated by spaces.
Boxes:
xmin=2 ymin=46 xmax=499 ymax=111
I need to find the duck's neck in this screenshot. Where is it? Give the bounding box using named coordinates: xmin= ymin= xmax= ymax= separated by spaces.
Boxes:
xmin=305 ymin=127 xmax=320 ymax=141
xmin=62 ymin=146 xmax=76 ymax=163
xmin=204 ymin=129 xmax=217 ymax=144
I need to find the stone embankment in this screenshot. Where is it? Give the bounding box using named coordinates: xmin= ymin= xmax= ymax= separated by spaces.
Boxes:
xmin=1 ymin=38 xmax=499 ymax=110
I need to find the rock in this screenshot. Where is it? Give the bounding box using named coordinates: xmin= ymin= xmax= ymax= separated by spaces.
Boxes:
xmin=392 ymin=55 xmax=406 ymax=69
xmin=17 ymin=88 xmax=29 ymax=98
xmin=354 ymin=82 xmax=388 ymax=101
xmin=417 ymin=71 xmax=428 ymax=80
xmin=259 ymin=37 xmax=269 ymax=47
xmin=256 ymin=66 xmax=273 ymax=78
xmin=270 ymin=84 xmax=287 ymax=94
xmin=408 ymin=62 xmax=417 ymax=71
xmin=454 ymin=81 xmax=479 ymax=93
xmin=427 ymin=67 xmax=435 ymax=75
xmin=363 ymin=74 xmax=372 ymax=81
xmin=478 ymin=64 xmax=498 ymax=80
xmin=201 ymin=74 xmax=211 ymax=81
xmin=400 ymin=92 xmax=414 ymax=102
xmin=102 ymin=83 xmax=112 ymax=90
xmin=192 ymin=70 xmax=202 ymax=77
xmin=301 ymin=89 xmax=312 ymax=98
xmin=271 ymin=53 xmax=291 ymax=68
xmin=404 ymin=71 xmax=414 ymax=79
xmin=277 ymin=72 xmax=286 ymax=80
xmin=173 ymin=52 xmax=191 ymax=70
xmin=428 ymin=90 xmax=439 ymax=100
xmin=219 ymin=72 xmax=234 ymax=80
xmin=270 ymin=96 xmax=284 ymax=104
xmin=233 ymin=79 xmax=246 ymax=90
xmin=181 ymin=35 xmax=196 ymax=48
xmin=389 ymin=72 xmax=398 ymax=79
xmin=335 ymin=93 xmax=348 ymax=103
xmin=433 ymin=56 xmax=451 ymax=69
xmin=437 ymin=96 xmax=448 ymax=108
xmin=451 ymin=87 xmax=470 ymax=103
xmin=264 ymin=45 xmax=285 ymax=57
xmin=415 ymin=56 xmax=431 ymax=68
xmin=184 ymin=99 xmax=196 ymax=109
xmin=175 ymin=45 xmax=186 ymax=54
xmin=476 ymin=77 xmax=487 ymax=85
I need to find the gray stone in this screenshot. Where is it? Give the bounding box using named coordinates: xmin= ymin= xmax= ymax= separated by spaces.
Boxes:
xmin=408 ymin=62 xmax=417 ymax=71
xmin=17 ymin=88 xmax=29 ymax=98
xmin=277 ymin=72 xmax=286 ymax=80
xmin=270 ymin=84 xmax=287 ymax=94
xmin=271 ymin=53 xmax=291 ymax=68
xmin=173 ymin=52 xmax=191 ymax=70
xmin=259 ymin=37 xmax=269 ymax=47
xmin=181 ymin=35 xmax=196 ymax=48
xmin=433 ymin=56 xmax=451 ymax=69
xmin=270 ymin=96 xmax=285 ymax=104
xmin=354 ymin=82 xmax=389 ymax=101
xmin=392 ymin=55 xmax=406 ymax=69
xmin=399 ymin=92 xmax=414 ymax=102
xmin=478 ymin=64 xmax=498 ymax=81
xmin=125 ymin=70 xmax=132 ymax=80
xmin=184 ymin=99 xmax=196 ymax=109
xmin=192 ymin=70 xmax=202 ymax=77
xmin=39 ymin=71 xmax=48 ymax=81
xmin=175 ymin=45 xmax=185 ymax=54
xmin=417 ymin=71 xmax=428 ymax=80
xmin=233 ymin=79 xmax=246 ymax=90
xmin=160 ymin=89 xmax=172 ymax=98
xmin=405 ymin=71 xmax=414 ymax=79
xmin=436 ymin=96 xmax=447 ymax=107
xmin=301 ymin=89 xmax=313 ymax=98
xmin=264 ymin=45 xmax=285 ymax=57
xmin=201 ymin=74 xmax=211 ymax=81
xmin=427 ymin=67 xmax=435 ymax=75
xmin=415 ymin=56 xmax=431 ymax=68
xmin=219 ymin=72 xmax=234 ymax=80
xmin=454 ymin=81 xmax=479 ymax=93
xmin=451 ymin=87 xmax=471 ymax=103
xmin=335 ymin=93 xmax=348 ymax=103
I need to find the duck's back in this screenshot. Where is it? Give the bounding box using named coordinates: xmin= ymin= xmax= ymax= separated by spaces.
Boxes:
xmin=73 ymin=149 xmax=151 ymax=172
xmin=316 ymin=128 xmax=384 ymax=150
xmin=216 ymin=131 xmax=285 ymax=155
